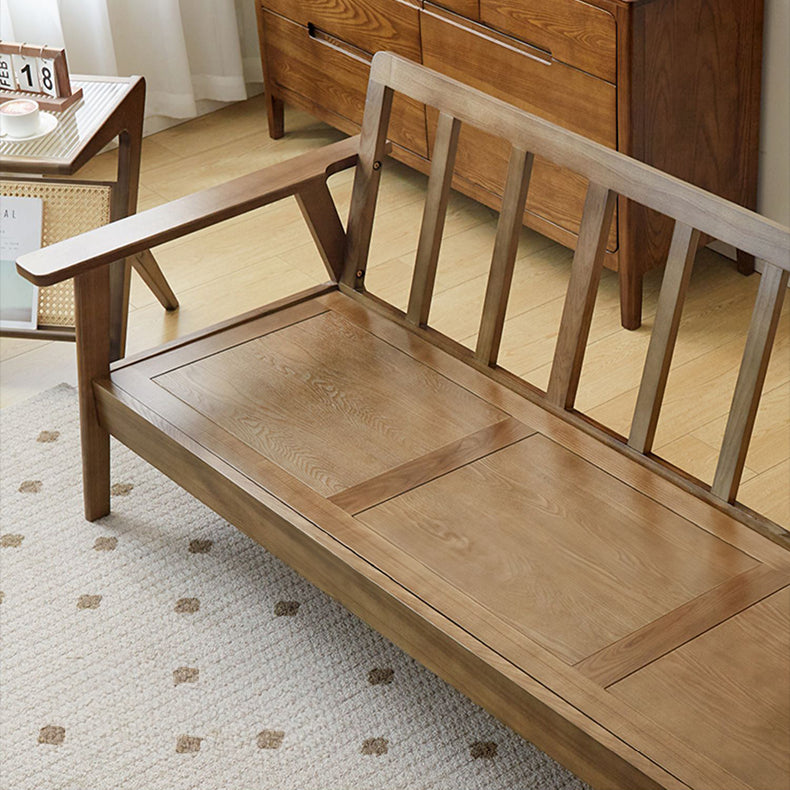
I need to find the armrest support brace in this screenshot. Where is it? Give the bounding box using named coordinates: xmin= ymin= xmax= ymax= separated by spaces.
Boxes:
xmin=17 ymin=135 xmax=360 ymax=287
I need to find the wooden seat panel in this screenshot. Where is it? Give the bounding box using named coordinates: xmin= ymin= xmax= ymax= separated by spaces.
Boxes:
xmin=610 ymin=587 xmax=790 ymax=790
xmin=155 ymin=309 xmax=509 ymax=497
xmin=356 ymin=434 xmax=758 ymax=665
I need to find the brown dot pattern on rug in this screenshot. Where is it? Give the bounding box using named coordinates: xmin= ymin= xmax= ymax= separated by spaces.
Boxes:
xmin=175 ymin=598 xmax=200 ymax=614
xmin=257 ymin=730 xmax=284 ymax=749
xmin=77 ymin=594 xmax=102 ymax=610
xmin=368 ymin=667 xmax=394 ymax=686
xmin=470 ymin=741 xmax=498 ymax=760
xmin=188 ymin=539 xmax=213 ymax=554
xmin=93 ymin=536 xmax=117 ymax=551
xmin=1 ymin=534 xmax=24 ymax=548
xmin=38 ymin=726 xmax=65 ymax=745
xmin=18 ymin=480 xmax=42 ymax=494
xmin=0 ymin=592 xmax=4 ymax=604
xmin=176 ymin=735 xmax=201 ymax=753
xmin=110 ymin=483 xmax=134 ymax=496
xmin=274 ymin=601 xmax=300 ymax=617
xmin=361 ymin=737 xmax=388 ymax=756
xmin=36 ymin=430 xmax=60 ymax=443
xmin=173 ymin=667 xmax=199 ymax=685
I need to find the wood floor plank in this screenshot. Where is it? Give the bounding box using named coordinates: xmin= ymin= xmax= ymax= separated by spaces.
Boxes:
xmin=692 ymin=381 xmax=790 ymax=476
xmin=123 ymin=257 xmax=321 ymax=356
xmin=574 ymin=563 xmax=790 ymax=687
xmin=329 ymin=416 xmax=534 ymax=514
xmin=739 ymin=459 xmax=790 ymax=527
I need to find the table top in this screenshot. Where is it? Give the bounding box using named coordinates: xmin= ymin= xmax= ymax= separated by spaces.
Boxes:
xmin=0 ymin=75 xmax=139 ymax=174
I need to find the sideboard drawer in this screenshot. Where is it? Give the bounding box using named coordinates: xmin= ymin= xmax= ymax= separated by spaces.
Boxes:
xmin=261 ymin=0 xmax=421 ymax=61
xmin=430 ymin=0 xmax=480 ymax=19
xmin=421 ymin=5 xmax=615 ymax=146
xmin=422 ymin=5 xmax=617 ymax=248
xmin=479 ymin=0 xmax=616 ymax=82
xmin=261 ymin=10 xmax=427 ymax=156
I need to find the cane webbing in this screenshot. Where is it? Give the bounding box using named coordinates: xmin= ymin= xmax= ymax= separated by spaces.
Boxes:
xmin=0 ymin=180 xmax=112 ymax=328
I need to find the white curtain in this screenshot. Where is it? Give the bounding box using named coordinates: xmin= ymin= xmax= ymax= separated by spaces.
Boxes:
xmin=0 ymin=0 xmax=263 ymax=120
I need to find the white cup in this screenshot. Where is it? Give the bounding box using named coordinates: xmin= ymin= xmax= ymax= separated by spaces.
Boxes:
xmin=0 ymin=98 xmax=41 ymax=138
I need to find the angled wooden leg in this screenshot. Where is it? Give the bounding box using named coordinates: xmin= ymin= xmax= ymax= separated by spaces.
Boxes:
xmin=107 ymin=257 xmax=131 ymax=363
xmin=132 ymin=250 xmax=179 ymax=310
xmin=296 ymin=178 xmax=346 ymax=281
xmin=74 ymin=266 xmax=112 ymax=521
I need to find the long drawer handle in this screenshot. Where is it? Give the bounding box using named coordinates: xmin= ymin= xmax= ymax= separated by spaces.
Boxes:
xmin=306 ymin=22 xmax=372 ymax=64
xmin=424 ymin=4 xmax=552 ymax=67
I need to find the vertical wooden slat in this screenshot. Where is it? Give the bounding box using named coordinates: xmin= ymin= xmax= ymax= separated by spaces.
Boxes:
xmin=712 ymin=263 xmax=789 ymax=502
xmin=475 ymin=147 xmax=534 ymax=365
xmin=296 ymin=177 xmax=347 ymax=282
xmin=341 ymin=79 xmax=394 ymax=289
xmin=74 ymin=266 xmax=112 ymax=521
xmin=407 ymin=112 xmax=461 ymax=326
xmin=546 ymin=183 xmax=616 ymax=409
xmin=628 ymin=222 xmax=701 ymax=453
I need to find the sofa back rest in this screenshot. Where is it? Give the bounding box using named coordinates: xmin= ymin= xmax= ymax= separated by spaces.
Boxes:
xmin=340 ymin=52 xmax=789 ymax=524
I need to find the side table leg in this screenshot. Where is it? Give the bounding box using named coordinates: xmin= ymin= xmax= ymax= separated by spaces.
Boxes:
xmin=132 ymin=250 xmax=179 ymax=310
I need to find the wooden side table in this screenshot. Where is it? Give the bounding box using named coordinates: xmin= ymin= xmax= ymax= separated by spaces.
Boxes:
xmin=0 ymin=74 xmax=177 ymax=360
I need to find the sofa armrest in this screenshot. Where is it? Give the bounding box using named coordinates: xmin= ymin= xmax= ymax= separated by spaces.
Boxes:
xmin=16 ymin=135 xmax=360 ymax=287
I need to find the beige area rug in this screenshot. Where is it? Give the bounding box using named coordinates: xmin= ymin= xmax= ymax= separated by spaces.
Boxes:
xmin=0 ymin=384 xmax=589 ymax=790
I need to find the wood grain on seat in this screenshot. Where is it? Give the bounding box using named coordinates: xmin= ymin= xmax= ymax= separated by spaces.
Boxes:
xmin=155 ymin=310 xmax=508 ymax=496
xmin=611 ymin=587 xmax=790 ymax=790
xmin=356 ymin=434 xmax=757 ymax=664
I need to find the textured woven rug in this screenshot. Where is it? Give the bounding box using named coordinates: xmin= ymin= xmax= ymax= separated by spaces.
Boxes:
xmin=0 ymin=384 xmax=589 ymax=790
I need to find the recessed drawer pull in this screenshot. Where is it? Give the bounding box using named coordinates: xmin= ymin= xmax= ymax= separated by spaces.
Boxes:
xmin=306 ymin=21 xmax=372 ymax=64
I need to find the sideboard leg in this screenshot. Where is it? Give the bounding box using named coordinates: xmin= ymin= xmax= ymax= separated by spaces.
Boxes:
xmin=266 ymin=94 xmax=284 ymax=139
xmin=619 ymin=267 xmax=643 ymax=330
xmin=736 ymin=249 xmax=756 ymax=275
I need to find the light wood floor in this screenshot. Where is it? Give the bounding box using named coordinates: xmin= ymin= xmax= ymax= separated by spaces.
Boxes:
xmin=1 ymin=94 xmax=787 ymax=526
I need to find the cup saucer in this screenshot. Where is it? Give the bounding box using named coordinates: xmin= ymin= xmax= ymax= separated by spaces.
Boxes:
xmin=0 ymin=112 xmax=58 ymax=143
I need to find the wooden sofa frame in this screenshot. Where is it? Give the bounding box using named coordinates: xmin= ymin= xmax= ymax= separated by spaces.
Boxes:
xmin=18 ymin=54 xmax=790 ymax=790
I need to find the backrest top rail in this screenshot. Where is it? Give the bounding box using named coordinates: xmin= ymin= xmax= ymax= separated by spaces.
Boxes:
xmin=370 ymin=53 xmax=789 ymax=269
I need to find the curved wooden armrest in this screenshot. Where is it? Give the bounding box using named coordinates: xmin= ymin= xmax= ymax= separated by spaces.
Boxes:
xmin=16 ymin=135 xmax=360 ymax=287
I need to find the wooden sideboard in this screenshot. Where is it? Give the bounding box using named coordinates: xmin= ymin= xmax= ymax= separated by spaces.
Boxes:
xmin=254 ymin=0 xmax=764 ymax=329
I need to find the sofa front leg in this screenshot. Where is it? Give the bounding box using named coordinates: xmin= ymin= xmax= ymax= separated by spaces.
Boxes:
xmin=73 ymin=266 xmax=112 ymax=521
